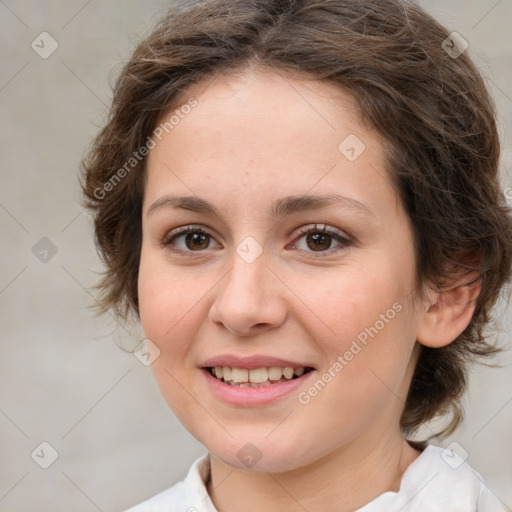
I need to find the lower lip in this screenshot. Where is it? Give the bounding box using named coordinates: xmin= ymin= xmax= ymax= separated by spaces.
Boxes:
xmin=201 ymin=368 xmax=315 ymax=406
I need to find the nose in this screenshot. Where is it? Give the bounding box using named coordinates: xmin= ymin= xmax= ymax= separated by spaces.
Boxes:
xmin=208 ymin=248 xmax=288 ymax=337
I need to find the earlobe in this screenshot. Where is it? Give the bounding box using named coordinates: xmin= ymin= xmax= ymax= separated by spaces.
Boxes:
xmin=416 ymin=278 xmax=481 ymax=348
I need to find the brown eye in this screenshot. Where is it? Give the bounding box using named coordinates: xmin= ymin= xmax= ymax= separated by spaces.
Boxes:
xmin=304 ymin=232 xmax=333 ymax=251
xmin=163 ymin=226 xmax=219 ymax=253
xmin=183 ymin=232 xmax=210 ymax=250
xmin=291 ymin=224 xmax=352 ymax=255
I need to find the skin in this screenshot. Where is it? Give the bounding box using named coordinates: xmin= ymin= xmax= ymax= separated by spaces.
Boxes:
xmin=138 ymin=65 xmax=479 ymax=511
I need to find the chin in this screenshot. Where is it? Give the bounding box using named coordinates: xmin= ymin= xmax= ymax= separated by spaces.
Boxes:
xmin=206 ymin=435 xmax=317 ymax=474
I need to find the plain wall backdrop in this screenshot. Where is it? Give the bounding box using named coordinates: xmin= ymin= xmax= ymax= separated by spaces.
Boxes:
xmin=1 ymin=1 xmax=511 ymax=511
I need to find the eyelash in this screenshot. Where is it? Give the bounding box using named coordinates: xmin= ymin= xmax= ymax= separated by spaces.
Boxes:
xmin=162 ymin=224 xmax=352 ymax=257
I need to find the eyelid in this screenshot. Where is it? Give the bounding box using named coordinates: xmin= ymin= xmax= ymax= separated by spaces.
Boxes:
xmin=161 ymin=224 xmax=215 ymax=245
xmin=291 ymin=223 xmax=350 ymax=241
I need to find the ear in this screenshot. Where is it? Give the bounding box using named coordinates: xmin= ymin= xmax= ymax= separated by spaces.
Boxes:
xmin=416 ymin=275 xmax=481 ymax=348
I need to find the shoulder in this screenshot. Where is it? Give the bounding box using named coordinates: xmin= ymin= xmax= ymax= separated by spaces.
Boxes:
xmin=123 ymin=453 xmax=215 ymax=512
xmin=397 ymin=444 xmax=507 ymax=511
xmin=358 ymin=444 xmax=508 ymax=511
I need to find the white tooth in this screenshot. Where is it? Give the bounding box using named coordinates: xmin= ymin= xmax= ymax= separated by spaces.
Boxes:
xmin=259 ymin=380 xmax=270 ymax=386
xmin=238 ymin=382 xmax=249 ymax=387
xmin=282 ymin=367 xmax=294 ymax=379
xmin=294 ymin=367 xmax=305 ymax=377
xmin=214 ymin=366 xmax=223 ymax=379
xmin=268 ymin=367 xmax=283 ymax=381
xmin=249 ymin=367 xmax=268 ymax=383
xmin=231 ymin=367 xmax=249 ymax=383
xmin=222 ymin=367 xmax=232 ymax=381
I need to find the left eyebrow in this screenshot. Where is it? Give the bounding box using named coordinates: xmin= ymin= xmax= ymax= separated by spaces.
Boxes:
xmin=147 ymin=193 xmax=375 ymax=219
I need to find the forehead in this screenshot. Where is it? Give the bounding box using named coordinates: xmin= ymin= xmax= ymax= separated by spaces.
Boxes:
xmin=144 ymin=66 xmax=395 ymax=215
xmin=160 ymin=66 xmax=368 ymax=148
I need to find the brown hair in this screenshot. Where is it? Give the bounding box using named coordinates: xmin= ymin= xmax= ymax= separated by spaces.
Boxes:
xmin=81 ymin=0 xmax=512 ymax=437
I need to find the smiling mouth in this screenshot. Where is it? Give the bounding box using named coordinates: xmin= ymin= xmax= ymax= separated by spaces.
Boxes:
xmin=207 ymin=366 xmax=314 ymax=387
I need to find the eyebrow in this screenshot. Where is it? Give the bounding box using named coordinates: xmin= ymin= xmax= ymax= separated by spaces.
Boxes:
xmin=147 ymin=193 xmax=375 ymax=219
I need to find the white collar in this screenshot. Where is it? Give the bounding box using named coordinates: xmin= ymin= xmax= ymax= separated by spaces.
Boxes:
xmin=128 ymin=444 xmax=506 ymax=511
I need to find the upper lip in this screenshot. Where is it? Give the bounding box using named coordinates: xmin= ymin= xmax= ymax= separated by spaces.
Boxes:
xmin=201 ymin=354 xmax=315 ymax=370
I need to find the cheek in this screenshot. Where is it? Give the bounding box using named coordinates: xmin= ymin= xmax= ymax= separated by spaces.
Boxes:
xmin=137 ymin=253 xmax=202 ymax=412
xmin=313 ymin=265 xmax=400 ymax=351
xmin=138 ymin=251 xmax=206 ymax=416
xmin=138 ymin=249 xmax=202 ymax=344
xmin=304 ymin=263 xmax=416 ymax=398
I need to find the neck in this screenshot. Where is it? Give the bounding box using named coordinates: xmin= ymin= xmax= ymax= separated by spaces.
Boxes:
xmin=207 ymin=430 xmax=421 ymax=512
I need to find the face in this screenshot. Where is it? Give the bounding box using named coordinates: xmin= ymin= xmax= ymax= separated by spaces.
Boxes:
xmin=138 ymin=66 xmax=424 ymax=473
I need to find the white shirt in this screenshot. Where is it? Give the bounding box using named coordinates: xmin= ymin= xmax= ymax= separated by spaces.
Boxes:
xmin=124 ymin=445 xmax=508 ymax=511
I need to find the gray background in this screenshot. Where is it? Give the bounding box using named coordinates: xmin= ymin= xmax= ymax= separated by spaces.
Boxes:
xmin=0 ymin=1 xmax=511 ymax=511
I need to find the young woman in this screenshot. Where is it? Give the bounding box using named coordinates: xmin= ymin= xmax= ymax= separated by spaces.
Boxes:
xmin=81 ymin=1 xmax=512 ymax=510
